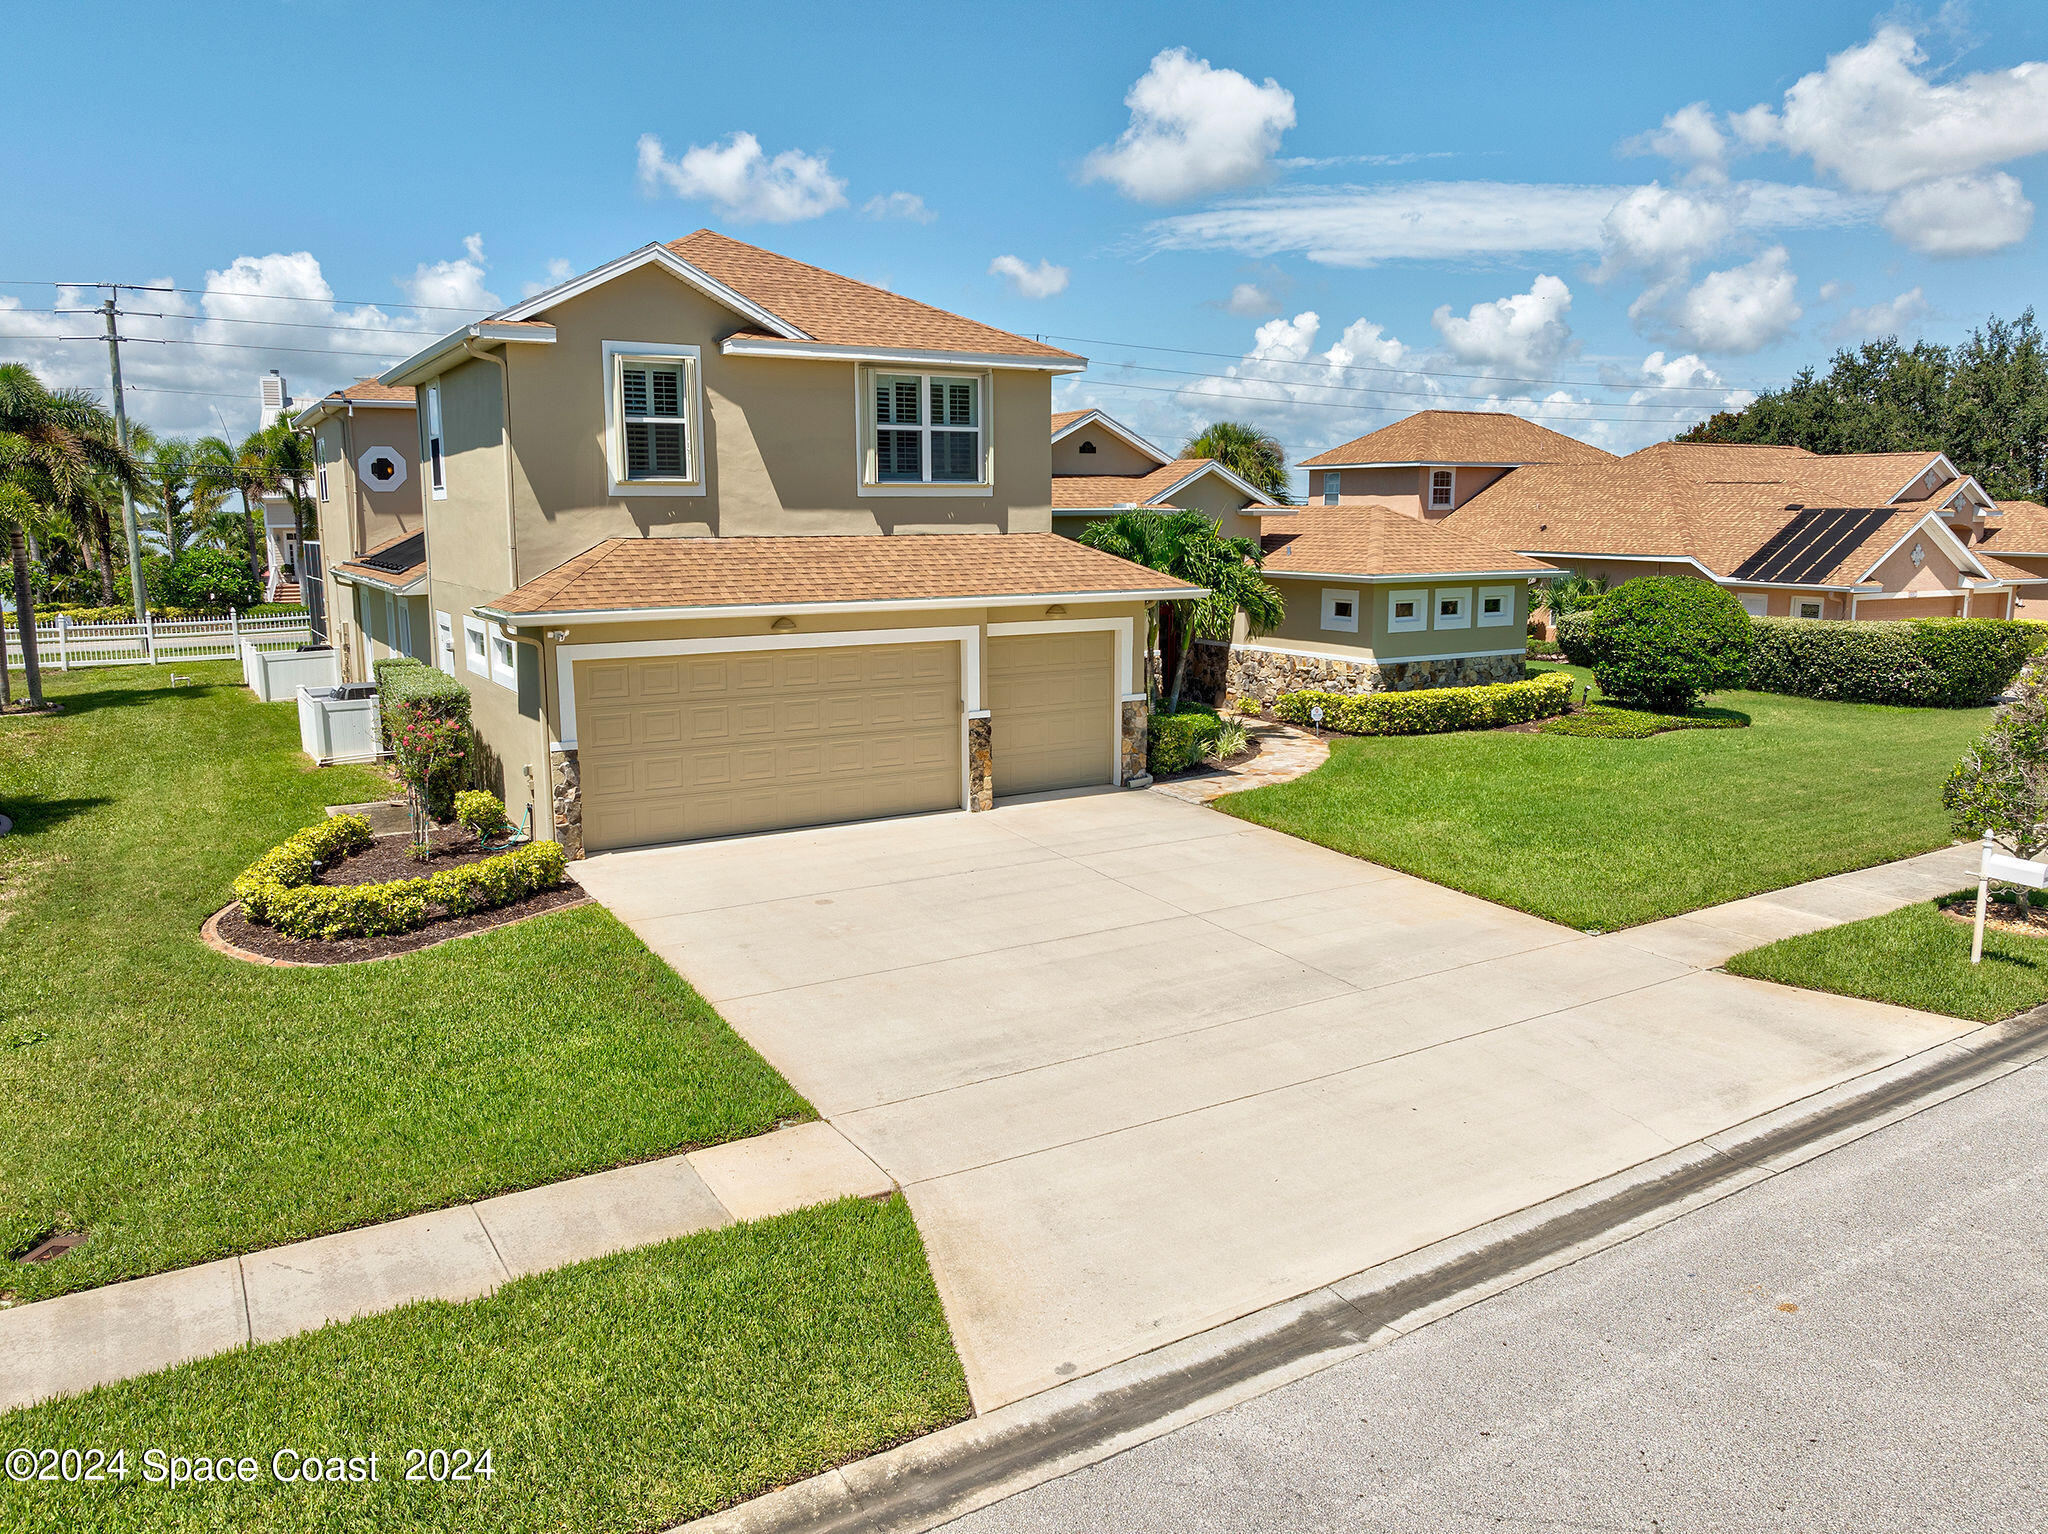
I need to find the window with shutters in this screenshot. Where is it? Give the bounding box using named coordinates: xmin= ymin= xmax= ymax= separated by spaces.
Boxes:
xmin=866 ymin=369 xmax=987 ymax=488
xmin=601 ymin=342 xmax=704 ymax=496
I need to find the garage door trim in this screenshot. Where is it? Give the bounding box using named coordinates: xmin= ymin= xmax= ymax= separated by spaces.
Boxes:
xmin=988 ymin=616 xmax=1134 ymax=788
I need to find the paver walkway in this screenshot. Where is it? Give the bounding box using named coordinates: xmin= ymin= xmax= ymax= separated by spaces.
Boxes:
xmin=0 ymin=1121 xmax=889 ymax=1411
xmin=574 ymin=792 xmax=1985 ymax=1412
xmin=1149 ymin=719 xmax=1329 ymax=804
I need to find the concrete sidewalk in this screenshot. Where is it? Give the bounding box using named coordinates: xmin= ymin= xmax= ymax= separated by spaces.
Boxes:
xmin=0 ymin=1120 xmax=890 ymax=1412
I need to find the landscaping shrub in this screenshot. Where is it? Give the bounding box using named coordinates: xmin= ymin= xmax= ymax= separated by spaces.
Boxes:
xmin=230 ymin=814 xmax=375 ymax=924
xmin=5 ymin=603 xmax=304 ymax=625
xmin=378 ymin=664 xmax=474 ymax=819
xmin=1586 ymin=577 xmax=1752 ymax=712
xmin=1539 ymin=703 xmax=1749 ymax=739
xmin=1749 ymin=615 xmax=2048 ymax=707
xmin=1273 ymin=672 xmax=1572 ymax=736
xmin=1206 ymin=718 xmax=1251 ymax=764
xmin=1149 ymin=704 xmax=1223 ymax=773
xmin=1944 ymin=656 xmax=2048 ymax=857
xmin=1555 ymin=610 xmax=1597 ymax=666
xmin=153 ymin=548 xmax=262 ymax=613
xmin=373 ymin=654 xmax=424 ymax=688
xmin=1526 ymin=639 xmax=1562 ymax=659
xmin=455 ymin=789 xmax=513 ymax=839
xmin=233 ymin=817 xmax=568 ymax=940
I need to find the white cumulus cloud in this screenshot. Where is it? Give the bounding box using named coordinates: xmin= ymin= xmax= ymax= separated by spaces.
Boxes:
xmin=1221 ymin=282 xmax=1277 ymax=317
xmin=1432 ymin=274 xmax=1576 ymax=374
xmin=988 ymin=255 xmax=1069 ymax=299
xmin=635 ymin=131 xmax=846 ymax=223
xmin=1082 ymin=46 xmax=1296 ymax=203
xmin=401 ymin=232 xmax=501 ymax=312
xmin=1671 ymin=246 xmax=1802 ymax=354
xmin=862 ymin=191 xmax=935 ymax=223
xmin=1833 ymin=286 xmax=1930 ymax=339
xmin=1624 ymin=102 xmax=1731 ymax=181
xmin=1598 ymin=182 xmax=1738 ymax=277
xmin=1881 ymin=172 xmax=2034 ymax=256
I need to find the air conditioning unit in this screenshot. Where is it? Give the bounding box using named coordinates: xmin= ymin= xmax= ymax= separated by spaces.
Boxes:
xmin=297 ymin=683 xmax=382 ymax=765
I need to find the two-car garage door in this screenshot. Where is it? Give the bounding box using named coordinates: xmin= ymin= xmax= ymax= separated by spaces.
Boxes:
xmin=574 ymin=630 xmax=1117 ymax=852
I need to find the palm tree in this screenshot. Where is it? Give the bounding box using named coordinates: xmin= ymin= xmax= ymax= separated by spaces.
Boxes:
xmin=1183 ymin=420 xmax=1295 ymax=505
xmin=193 ymin=431 xmax=276 ymax=580
xmin=256 ymin=418 xmax=316 ymax=570
xmin=1079 ymin=508 xmax=1285 ymax=713
xmin=137 ymin=430 xmax=201 ymax=559
xmin=0 ymin=363 xmax=140 ymax=707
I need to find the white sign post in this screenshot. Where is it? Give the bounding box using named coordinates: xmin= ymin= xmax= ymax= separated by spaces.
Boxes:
xmin=1972 ymin=831 xmax=2048 ymax=963
xmin=1308 ymin=702 xmax=1325 ymax=739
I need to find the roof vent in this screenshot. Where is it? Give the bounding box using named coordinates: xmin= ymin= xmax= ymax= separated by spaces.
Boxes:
xmin=1078 ymin=440 xmax=1096 ymax=454
xmin=1785 ymin=503 xmax=1804 ymax=511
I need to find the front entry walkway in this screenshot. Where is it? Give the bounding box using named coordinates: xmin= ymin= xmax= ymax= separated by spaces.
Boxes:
xmin=1149 ymin=718 xmax=1329 ymax=804
xmin=573 ymin=792 xmax=1979 ymax=1412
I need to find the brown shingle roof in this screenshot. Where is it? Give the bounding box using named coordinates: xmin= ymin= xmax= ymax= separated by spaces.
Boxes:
xmin=1259 ymin=505 xmax=1555 ymax=579
xmin=665 ymin=230 xmax=1081 ymax=362
xmin=1050 ymin=459 xmax=1234 ymax=509
xmin=335 ymin=529 xmax=425 ymax=590
xmin=1050 ymin=409 xmax=1092 ymax=433
xmin=1300 ymin=410 xmax=1615 ymax=468
xmin=488 ymin=534 xmax=1199 ymax=617
xmin=1982 ymin=501 xmax=2048 ymax=555
xmin=1630 ymin=441 xmax=1949 ymax=506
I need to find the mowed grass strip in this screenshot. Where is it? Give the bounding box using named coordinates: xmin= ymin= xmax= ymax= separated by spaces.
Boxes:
xmin=0 ymin=1197 xmax=971 ymax=1534
xmin=0 ymin=663 xmax=809 ymax=1301
xmin=1218 ymin=665 xmax=1991 ymax=931
xmin=1727 ymin=897 xmax=2048 ymax=1022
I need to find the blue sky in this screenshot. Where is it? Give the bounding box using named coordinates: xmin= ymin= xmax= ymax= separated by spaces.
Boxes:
xmin=4 ymin=0 xmax=2045 ymax=482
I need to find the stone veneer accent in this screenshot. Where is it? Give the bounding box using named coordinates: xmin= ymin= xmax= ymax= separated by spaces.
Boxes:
xmin=967 ymin=716 xmax=994 ymax=811
xmin=550 ymin=747 xmax=584 ymax=860
xmin=1120 ymin=697 xmax=1149 ymax=783
xmin=1185 ymin=640 xmax=1524 ymax=705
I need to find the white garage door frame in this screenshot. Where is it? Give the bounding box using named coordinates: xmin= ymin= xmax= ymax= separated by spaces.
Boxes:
xmin=987 ymin=616 xmax=1136 ymax=789
xmin=555 ymin=625 xmax=984 ymax=812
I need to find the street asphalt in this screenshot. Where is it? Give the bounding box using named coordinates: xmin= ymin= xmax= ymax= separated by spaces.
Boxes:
xmin=945 ymin=1057 xmax=2048 ymax=1533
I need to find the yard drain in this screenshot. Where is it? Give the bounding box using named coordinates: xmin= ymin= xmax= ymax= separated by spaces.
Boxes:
xmin=12 ymin=1230 xmax=85 ymax=1263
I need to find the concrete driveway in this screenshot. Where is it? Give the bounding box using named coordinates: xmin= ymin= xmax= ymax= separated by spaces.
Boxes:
xmin=572 ymin=790 xmax=1972 ymax=1411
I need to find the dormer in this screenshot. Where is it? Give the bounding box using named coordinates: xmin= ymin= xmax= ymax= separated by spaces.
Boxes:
xmin=1298 ymin=409 xmax=1614 ymax=522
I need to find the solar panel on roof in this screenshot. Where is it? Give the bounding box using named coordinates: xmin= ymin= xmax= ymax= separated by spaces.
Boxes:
xmin=1730 ymin=509 xmax=1894 ymax=584
xmin=356 ymin=531 xmax=425 ymax=574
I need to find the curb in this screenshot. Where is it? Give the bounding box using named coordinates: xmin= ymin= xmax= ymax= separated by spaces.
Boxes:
xmin=673 ymin=1003 xmax=2048 ymax=1534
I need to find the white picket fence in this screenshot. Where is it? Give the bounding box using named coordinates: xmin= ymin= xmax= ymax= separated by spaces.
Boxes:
xmin=3 ymin=612 xmax=311 ymax=671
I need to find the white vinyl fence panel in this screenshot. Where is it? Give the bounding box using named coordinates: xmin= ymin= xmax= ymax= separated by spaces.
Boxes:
xmin=5 ymin=612 xmax=311 ymax=671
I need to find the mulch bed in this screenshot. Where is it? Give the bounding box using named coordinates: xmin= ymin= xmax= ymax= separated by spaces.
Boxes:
xmin=210 ymin=827 xmax=586 ymax=965
xmin=1938 ymin=894 xmax=2048 ymax=940
xmin=1158 ymin=735 xmax=1263 ymax=779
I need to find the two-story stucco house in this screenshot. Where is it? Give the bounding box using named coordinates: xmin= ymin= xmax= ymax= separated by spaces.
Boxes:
xmin=376 ymin=233 xmax=1196 ymax=856
xmin=1049 ymin=408 xmax=1283 ymax=541
xmin=293 ymin=379 xmax=426 ymax=673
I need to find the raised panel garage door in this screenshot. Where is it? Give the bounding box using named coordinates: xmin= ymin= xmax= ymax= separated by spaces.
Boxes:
xmin=576 ymin=643 xmax=961 ymax=852
xmin=989 ymin=631 xmax=1115 ymax=796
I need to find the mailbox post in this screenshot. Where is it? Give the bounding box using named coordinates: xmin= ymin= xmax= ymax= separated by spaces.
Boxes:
xmin=1972 ymin=831 xmax=2048 ymax=963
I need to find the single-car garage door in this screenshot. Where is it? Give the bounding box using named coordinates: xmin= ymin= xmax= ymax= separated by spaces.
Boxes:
xmin=576 ymin=643 xmax=961 ymax=852
xmin=989 ymin=631 xmax=1115 ymax=796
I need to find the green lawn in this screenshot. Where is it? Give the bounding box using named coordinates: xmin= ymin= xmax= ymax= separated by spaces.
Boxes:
xmin=0 ymin=1197 xmax=971 ymax=1534
xmin=1219 ymin=665 xmax=1992 ymax=930
xmin=1726 ymin=897 xmax=2048 ymax=1022
xmin=0 ymin=663 xmax=810 ymax=1302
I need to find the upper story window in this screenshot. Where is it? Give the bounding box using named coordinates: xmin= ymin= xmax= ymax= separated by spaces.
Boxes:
xmin=1429 ymin=468 xmax=1455 ymax=510
xmin=425 ymin=386 xmax=446 ymax=501
xmin=1322 ymin=471 xmax=1340 ymax=506
xmin=869 ymin=371 xmax=986 ymax=487
xmin=602 ymin=341 xmax=704 ymax=497
xmin=317 ymin=461 xmax=328 ymax=502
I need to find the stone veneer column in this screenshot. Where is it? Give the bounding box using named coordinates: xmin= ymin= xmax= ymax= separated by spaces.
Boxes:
xmin=967 ymin=715 xmax=994 ymax=811
xmin=550 ymin=747 xmax=584 ymax=859
xmin=1120 ymin=697 xmax=1151 ymax=785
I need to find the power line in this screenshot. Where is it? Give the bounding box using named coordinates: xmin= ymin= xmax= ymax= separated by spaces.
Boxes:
xmin=3 ymin=332 xmax=405 ymax=360
xmin=0 ymin=276 xmax=489 ymax=315
xmin=1072 ymin=375 xmax=1709 ymax=425
xmin=17 ymin=303 xmax=446 ymax=339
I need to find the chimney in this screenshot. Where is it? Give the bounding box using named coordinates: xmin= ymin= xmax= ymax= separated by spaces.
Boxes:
xmin=259 ymin=369 xmax=290 ymax=428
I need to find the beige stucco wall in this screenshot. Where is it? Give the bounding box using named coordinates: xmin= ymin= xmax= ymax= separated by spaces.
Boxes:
xmin=1052 ymin=430 xmax=1157 ymax=477
xmin=313 ymin=406 xmax=423 ymax=671
xmin=1864 ymin=529 xmax=1966 ymax=594
xmin=1258 ymin=575 xmax=1529 ymax=660
xmin=1312 ymin=464 xmax=1512 ymax=519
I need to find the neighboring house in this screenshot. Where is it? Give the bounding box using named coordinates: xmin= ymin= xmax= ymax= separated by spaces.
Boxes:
xmin=256 ymin=371 xmax=309 ymax=602
xmin=1972 ymin=501 xmax=2048 ymax=618
xmin=1186 ymin=504 xmax=1555 ymax=703
xmin=1298 ymin=410 xmax=1615 ymax=519
xmin=293 ymin=380 xmax=424 ymax=675
xmin=377 ymin=231 xmax=1194 ymax=856
xmin=1050 ymin=408 xmax=1284 ymax=542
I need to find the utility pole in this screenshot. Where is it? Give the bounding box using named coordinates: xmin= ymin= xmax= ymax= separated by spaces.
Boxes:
xmin=101 ymin=295 xmax=149 ymax=623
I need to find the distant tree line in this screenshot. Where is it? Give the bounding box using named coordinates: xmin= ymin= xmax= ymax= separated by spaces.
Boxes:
xmin=1679 ymin=311 xmax=2048 ymax=504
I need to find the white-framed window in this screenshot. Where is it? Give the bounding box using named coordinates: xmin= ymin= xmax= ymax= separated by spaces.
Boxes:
xmin=435 ymin=611 xmax=455 ymax=674
xmin=1320 ymin=587 xmax=1360 ymax=633
xmin=425 ymin=386 xmax=446 ymax=500
xmin=317 ymin=461 xmax=328 ymax=502
xmin=1322 ymin=471 xmax=1341 ymax=506
xmin=462 ymin=614 xmax=489 ymax=677
xmin=1388 ymin=588 xmax=1426 ymax=633
xmin=1429 ymin=468 xmax=1455 ymax=510
xmin=865 ymin=369 xmax=989 ymax=490
xmin=1796 ymin=599 xmax=1824 ymax=619
xmin=1738 ymin=593 xmax=1768 ymax=617
xmin=1433 ymin=587 xmax=1471 ymax=629
xmin=489 ymin=625 xmax=518 ymax=691
xmin=601 ymin=341 xmax=704 ymax=497
xmin=1476 ymin=585 xmax=1514 ymax=628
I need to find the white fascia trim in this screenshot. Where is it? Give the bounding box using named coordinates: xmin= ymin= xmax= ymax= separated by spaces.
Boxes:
xmin=986 ymin=615 xmax=1135 ymax=785
xmin=1301 ymin=459 xmax=1527 ymax=470
xmin=1050 ymin=409 xmax=1169 ymax=464
xmin=552 ymin=624 xmax=983 ymax=763
xmin=1225 ymin=639 xmax=1528 ymax=665
xmin=1856 ymin=586 xmax=1996 ymax=600
xmin=1270 ymin=567 xmax=1548 ymax=583
xmin=382 ymin=322 xmax=557 ymax=387
xmin=291 ymin=397 xmax=415 ymax=428
xmin=721 ymin=335 xmax=1086 ymax=374
xmin=495 ymin=243 xmax=806 ymax=340
xmin=1152 ymin=460 xmax=1282 ymax=509
xmin=1855 ymin=511 xmax=1992 ymax=585
xmin=480 ymin=587 xmax=1203 ymax=628
xmin=1517 ymin=550 xmax=1720 ymax=578
xmin=1888 ymin=454 xmax=1960 ymax=504
xmin=333 ymin=568 xmax=426 ymax=597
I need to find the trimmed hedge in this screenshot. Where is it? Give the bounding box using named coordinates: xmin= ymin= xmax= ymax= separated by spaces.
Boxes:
xmin=1274 ymin=671 xmax=1572 ymax=736
xmin=1555 ymin=610 xmax=1596 ymax=666
xmin=1149 ymin=704 xmax=1223 ymax=773
xmin=1748 ymin=616 xmax=2048 ymax=707
xmin=1586 ymin=578 xmax=1753 ymax=712
xmin=232 ymin=815 xmax=568 ymax=940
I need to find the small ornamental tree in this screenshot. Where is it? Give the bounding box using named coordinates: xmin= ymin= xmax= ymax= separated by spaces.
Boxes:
xmin=390 ymin=711 xmax=469 ymax=852
xmin=1586 ymin=577 xmax=1753 ymax=713
xmin=155 ymin=546 xmax=262 ymax=612
xmin=1944 ymin=657 xmax=2048 ymax=858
